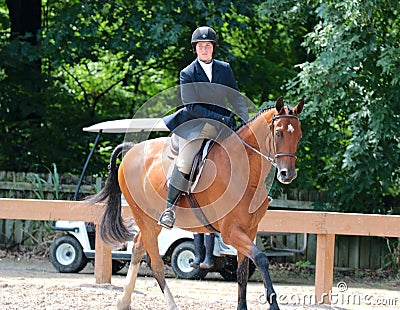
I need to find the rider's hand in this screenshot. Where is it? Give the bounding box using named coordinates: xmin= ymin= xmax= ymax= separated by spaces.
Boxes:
xmin=219 ymin=113 xmax=236 ymax=139
xmin=221 ymin=113 xmax=236 ymax=129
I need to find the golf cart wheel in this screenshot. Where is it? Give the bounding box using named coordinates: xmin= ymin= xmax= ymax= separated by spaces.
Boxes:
xmin=218 ymin=256 xmax=256 ymax=281
xmin=171 ymin=241 xmax=208 ymax=280
xmin=50 ymin=235 xmax=87 ymax=273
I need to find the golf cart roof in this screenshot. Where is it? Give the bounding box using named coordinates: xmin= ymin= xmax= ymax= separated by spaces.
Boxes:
xmin=83 ymin=118 xmax=169 ymax=133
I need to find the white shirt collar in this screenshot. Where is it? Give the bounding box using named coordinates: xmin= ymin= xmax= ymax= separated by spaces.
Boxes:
xmin=197 ymin=58 xmax=213 ymax=82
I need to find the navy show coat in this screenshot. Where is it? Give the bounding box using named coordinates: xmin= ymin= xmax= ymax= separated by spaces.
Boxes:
xmin=163 ymin=59 xmax=249 ymax=140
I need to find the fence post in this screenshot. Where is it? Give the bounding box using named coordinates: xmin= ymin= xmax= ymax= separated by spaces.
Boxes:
xmin=315 ymin=233 xmax=335 ymax=304
xmin=94 ymin=223 xmax=112 ymax=284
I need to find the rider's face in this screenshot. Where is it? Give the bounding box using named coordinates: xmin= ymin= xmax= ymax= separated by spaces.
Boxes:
xmin=196 ymin=42 xmax=214 ymax=63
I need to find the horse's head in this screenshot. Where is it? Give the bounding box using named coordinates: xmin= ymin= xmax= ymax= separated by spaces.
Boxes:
xmin=270 ymin=97 xmax=304 ymax=184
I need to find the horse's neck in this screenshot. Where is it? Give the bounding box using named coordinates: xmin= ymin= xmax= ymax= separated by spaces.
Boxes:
xmin=228 ymin=109 xmax=275 ymax=211
xmin=236 ymin=109 xmax=274 ymax=155
xmin=219 ymin=109 xmax=275 ymax=186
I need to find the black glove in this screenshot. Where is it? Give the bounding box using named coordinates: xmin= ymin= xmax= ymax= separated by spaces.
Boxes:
xmin=220 ymin=113 xmax=236 ymax=129
xmin=218 ymin=113 xmax=236 ymax=139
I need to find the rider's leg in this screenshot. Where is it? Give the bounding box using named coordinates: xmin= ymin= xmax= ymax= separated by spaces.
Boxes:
xmin=200 ymin=233 xmax=215 ymax=269
xmin=190 ymin=233 xmax=205 ymax=268
xmin=158 ymin=137 xmax=203 ymax=229
xmin=157 ymin=164 xmax=190 ymax=229
xmin=158 ymin=124 xmax=218 ymax=229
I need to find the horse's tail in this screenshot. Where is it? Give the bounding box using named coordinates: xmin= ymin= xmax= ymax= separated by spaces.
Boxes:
xmin=86 ymin=142 xmax=135 ymax=246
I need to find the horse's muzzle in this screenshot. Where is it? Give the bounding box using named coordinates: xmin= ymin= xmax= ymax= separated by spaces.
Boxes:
xmin=277 ymin=167 xmax=297 ymax=184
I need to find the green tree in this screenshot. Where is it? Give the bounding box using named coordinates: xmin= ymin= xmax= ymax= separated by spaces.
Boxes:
xmin=1 ymin=0 xmax=299 ymax=174
xmin=0 ymin=0 xmax=46 ymax=173
xmin=266 ymin=0 xmax=400 ymax=213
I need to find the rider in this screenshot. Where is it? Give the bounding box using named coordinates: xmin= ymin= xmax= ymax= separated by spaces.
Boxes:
xmin=158 ymin=26 xmax=249 ymax=229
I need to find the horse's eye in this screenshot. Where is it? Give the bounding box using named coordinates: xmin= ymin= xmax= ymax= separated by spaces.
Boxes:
xmin=275 ymin=130 xmax=281 ymax=138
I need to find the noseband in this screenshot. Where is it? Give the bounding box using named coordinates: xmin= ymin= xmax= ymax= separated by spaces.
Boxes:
xmin=269 ymin=114 xmax=299 ymax=160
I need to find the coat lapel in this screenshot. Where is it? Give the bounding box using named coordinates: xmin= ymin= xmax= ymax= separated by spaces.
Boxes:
xmin=194 ymin=60 xmax=210 ymax=83
xmin=211 ymin=61 xmax=220 ymax=83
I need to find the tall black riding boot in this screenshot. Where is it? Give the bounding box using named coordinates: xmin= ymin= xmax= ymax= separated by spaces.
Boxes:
xmin=200 ymin=234 xmax=215 ymax=269
xmin=158 ymin=165 xmax=190 ymax=229
xmin=190 ymin=233 xmax=205 ymax=268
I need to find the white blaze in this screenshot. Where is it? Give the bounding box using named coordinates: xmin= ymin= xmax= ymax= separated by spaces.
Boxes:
xmin=288 ymin=124 xmax=295 ymax=133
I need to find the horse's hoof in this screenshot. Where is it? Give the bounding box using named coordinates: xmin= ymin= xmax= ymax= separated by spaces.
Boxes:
xmin=116 ymin=298 xmax=131 ymax=310
xmin=269 ymin=303 xmax=280 ymax=310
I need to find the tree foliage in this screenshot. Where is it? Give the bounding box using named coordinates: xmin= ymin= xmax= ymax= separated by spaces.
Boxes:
xmin=1 ymin=0 xmax=298 ymax=174
xmin=265 ymin=0 xmax=400 ymax=213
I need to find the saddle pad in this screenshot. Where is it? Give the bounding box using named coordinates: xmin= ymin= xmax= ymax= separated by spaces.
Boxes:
xmin=190 ymin=139 xmax=212 ymax=192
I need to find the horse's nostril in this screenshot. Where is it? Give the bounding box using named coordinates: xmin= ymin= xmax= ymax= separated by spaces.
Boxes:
xmin=280 ymin=169 xmax=288 ymax=178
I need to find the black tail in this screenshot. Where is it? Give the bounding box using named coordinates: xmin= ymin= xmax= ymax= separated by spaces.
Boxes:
xmin=86 ymin=142 xmax=135 ymax=246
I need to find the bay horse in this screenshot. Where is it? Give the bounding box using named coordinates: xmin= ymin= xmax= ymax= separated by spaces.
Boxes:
xmin=89 ymin=96 xmax=304 ymax=310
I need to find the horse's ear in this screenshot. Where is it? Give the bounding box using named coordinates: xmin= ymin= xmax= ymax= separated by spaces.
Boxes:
xmin=294 ymin=98 xmax=305 ymax=115
xmin=275 ymin=96 xmax=284 ymax=113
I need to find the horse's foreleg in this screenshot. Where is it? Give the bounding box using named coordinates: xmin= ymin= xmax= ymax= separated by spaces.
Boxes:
xmin=227 ymin=227 xmax=279 ymax=310
xmin=251 ymin=245 xmax=279 ymax=310
xmin=117 ymin=233 xmax=145 ymax=310
xmin=237 ymin=253 xmax=250 ymax=310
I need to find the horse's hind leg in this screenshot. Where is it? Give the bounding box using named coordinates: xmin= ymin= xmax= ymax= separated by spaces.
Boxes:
xmin=143 ymin=234 xmax=178 ymax=310
xmin=117 ymin=233 xmax=145 ymax=310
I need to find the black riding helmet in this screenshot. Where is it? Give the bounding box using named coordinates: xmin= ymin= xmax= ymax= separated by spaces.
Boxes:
xmin=191 ymin=26 xmax=217 ymax=52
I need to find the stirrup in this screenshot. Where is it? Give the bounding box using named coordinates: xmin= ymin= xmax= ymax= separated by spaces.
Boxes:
xmin=158 ymin=209 xmax=176 ymax=229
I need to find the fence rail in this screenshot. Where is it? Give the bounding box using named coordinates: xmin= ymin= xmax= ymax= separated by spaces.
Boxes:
xmin=1 ymin=198 xmax=399 ymax=304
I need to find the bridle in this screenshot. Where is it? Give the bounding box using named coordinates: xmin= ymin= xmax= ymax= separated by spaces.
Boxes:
xmin=269 ymin=114 xmax=299 ymax=160
xmin=234 ymin=113 xmax=300 ymax=167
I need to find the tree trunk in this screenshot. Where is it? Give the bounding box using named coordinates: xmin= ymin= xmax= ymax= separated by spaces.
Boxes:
xmin=6 ymin=0 xmax=41 ymax=44
xmin=5 ymin=0 xmax=43 ymax=120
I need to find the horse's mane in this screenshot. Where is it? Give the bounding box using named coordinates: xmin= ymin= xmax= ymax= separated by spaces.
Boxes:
xmin=235 ymin=105 xmax=275 ymax=133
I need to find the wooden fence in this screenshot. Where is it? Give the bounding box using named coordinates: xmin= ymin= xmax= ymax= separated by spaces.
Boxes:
xmin=1 ymin=198 xmax=399 ymax=305
xmin=0 ymin=171 xmax=395 ymax=270
xmin=0 ymin=170 xmax=101 ymax=200
xmin=0 ymin=170 xmax=101 ymax=249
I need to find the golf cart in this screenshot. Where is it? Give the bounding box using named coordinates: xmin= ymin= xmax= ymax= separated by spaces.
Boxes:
xmin=50 ymin=217 xmax=254 ymax=280
xmin=49 ymin=118 xmax=256 ymax=280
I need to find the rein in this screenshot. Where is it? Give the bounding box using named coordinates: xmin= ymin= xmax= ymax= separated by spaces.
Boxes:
xmin=234 ymin=132 xmax=278 ymax=167
xmin=235 ymin=114 xmax=299 ymax=167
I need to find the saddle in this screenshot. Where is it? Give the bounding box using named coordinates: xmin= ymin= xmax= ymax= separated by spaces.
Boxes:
xmin=167 ymin=134 xmax=219 ymax=232
xmin=168 ymin=134 xmax=214 ymax=192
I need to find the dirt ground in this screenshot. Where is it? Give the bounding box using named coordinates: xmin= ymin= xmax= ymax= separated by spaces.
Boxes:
xmin=0 ymin=257 xmax=399 ymax=310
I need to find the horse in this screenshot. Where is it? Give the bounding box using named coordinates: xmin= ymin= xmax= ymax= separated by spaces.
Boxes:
xmin=89 ymin=96 xmax=304 ymax=310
